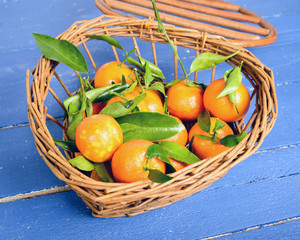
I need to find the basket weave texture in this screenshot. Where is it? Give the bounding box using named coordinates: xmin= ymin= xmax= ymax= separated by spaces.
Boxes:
xmin=26 ymin=15 xmax=278 ymax=218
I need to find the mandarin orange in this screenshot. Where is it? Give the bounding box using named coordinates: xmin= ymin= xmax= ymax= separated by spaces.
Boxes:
xmin=111 ymin=139 xmax=166 ymax=183
xmin=94 ymin=61 xmax=136 ymax=88
xmin=203 ymin=78 xmax=250 ymax=122
xmin=75 ymin=114 xmax=123 ymax=163
xmin=188 ymin=117 xmax=233 ymax=159
xmin=166 ymin=80 xmax=204 ymax=121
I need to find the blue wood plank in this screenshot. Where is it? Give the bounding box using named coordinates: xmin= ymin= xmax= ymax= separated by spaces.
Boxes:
xmin=0 ymin=123 xmax=65 ymax=198
xmin=0 ymin=151 xmax=299 ymax=240
xmin=221 ymin=219 xmax=300 ymax=240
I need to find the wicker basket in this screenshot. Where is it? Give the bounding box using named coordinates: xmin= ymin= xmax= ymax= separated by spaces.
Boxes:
xmin=26 ymin=15 xmax=277 ymax=218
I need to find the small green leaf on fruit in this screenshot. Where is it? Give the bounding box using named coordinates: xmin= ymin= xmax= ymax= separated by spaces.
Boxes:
xmin=147 ymin=141 xmax=200 ymax=164
xmin=148 ymin=169 xmax=173 ymax=183
xmin=217 ymin=63 xmax=243 ymax=99
xmin=219 ymin=131 xmax=247 ymax=147
xmin=124 ymin=81 xmax=138 ymax=94
xmin=148 ymin=82 xmax=166 ymax=96
xmin=68 ymin=156 xmax=94 ymax=171
xmin=53 ymin=138 xmax=79 ymax=152
xmin=139 ymin=56 xmax=165 ymax=79
xmin=165 ymin=79 xmax=184 ymax=88
xmin=213 ymin=119 xmax=225 ymax=131
xmin=197 ymin=110 xmax=211 ymax=134
xmin=100 ymin=93 xmax=146 ymax=118
xmin=186 ymin=136 xmax=194 ymax=152
xmin=144 ymin=62 xmax=154 ymax=88
xmin=193 ymin=134 xmax=213 ymax=141
xmin=94 ymin=162 xmax=114 ymax=182
xmin=186 ymin=81 xmax=207 ymax=90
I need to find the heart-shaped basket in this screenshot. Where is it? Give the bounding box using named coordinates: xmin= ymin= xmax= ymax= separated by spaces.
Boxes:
xmin=26 ymin=15 xmax=277 ymax=218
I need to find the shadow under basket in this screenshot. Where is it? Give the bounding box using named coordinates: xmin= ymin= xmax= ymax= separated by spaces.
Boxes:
xmin=26 ymin=15 xmax=278 ymax=218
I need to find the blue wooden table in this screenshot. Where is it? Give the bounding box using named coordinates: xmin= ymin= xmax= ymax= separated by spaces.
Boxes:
xmin=1 ymin=0 xmax=299 ymax=239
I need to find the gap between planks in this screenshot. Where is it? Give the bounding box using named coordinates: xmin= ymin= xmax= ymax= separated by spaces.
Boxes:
xmin=0 ymin=143 xmax=299 ymax=205
xmin=0 ymin=118 xmax=64 ymax=131
xmin=200 ymin=216 xmax=300 ymax=240
xmin=0 ymin=185 xmax=71 ymax=204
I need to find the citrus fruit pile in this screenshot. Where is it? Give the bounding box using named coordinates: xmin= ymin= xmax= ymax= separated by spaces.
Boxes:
xmin=60 ymin=55 xmax=250 ymax=184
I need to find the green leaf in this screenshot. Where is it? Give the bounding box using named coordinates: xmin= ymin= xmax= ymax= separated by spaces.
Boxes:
xmin=99 ymin=101 xmax=130 ymax=118
xmin=186 ymin=81 xmax=207 ymax=90
xmin=32 ymin=33 xmax=88 ymax=73
xmin=228 ymin=91 xmax=240 ymax=114
xmin=67 ymin=112 xmax=85 ymax=141
xmin=68 ymin=156 xmax=95 ymax=171
xmin=67 ymin=84 xmax=88 ymax=141
xmin=123 ymin=47 xmax=136 ymax=65
xmin=63 ymin=84 xmax=122 ymax=110
xmin=193 ymin=134 xmax=213 ymax=141
xmin=148 ymin=82 xmax=166 ymax=96
xmin=121 ymin=75 xmax=126 ymax=85
xmin=94 ymin=163 xmax=114 ymax=182
xmin=186 ymin=136 xmax=194 ymax=151
xmin=100 ymin=93 xmax=146 ymax=118
xmin=139 ymin=56 xmax=165 ymax=79
xmin=116 ymin=112 xmax=185 ymax=142
xmin=146 ymin=150 xmax=174 ymax=171
xmin=224 ymin=68 xmax=235 ymax=81
xmin=53 ymin=138 xmax=79 ymax=152
xmin=93 ymin=83 xmax=130 ymax=103
xmin=67 ymin=102 xmax=79 ymax=125
xmin=144 ymin=61 xmax=154 ymax=88
xmin=216 ymin=64 xmax=243 ymax=99
xmin=86 ymin=35 xmax=124 ymax=51
xmin=147 ymin=141 xmax=200 ymax=164
xmin=85 ymin=97 xmax=93 ymax=117
xmin=197 ymin=110 xmax=211 ymax=134
xmin=165 ymin=79 xmax=184 ymax=88
xmin=124 ymin=81 xmax=138 ymax=94
xmin=126 ymin=56 xmax=144 ymax=71
xmin=189 ymin=51 xmax=239 ymax=73
xmin=228 ymin=91 xmax=236 ymax=106
xmin=219 ymin=131 xmax=247 ymax=147
xmin=148 ymin=169 xmax=173 ymax=183
xmin=213 ymin=119 xmax=225 ymax=132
